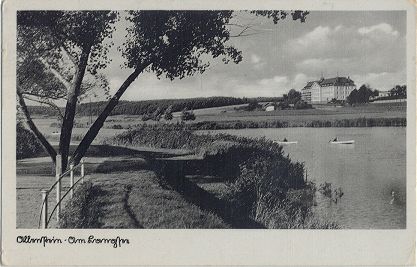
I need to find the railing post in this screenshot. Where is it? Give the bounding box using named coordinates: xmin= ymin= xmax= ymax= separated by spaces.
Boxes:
xmin=55 ymin=154 xmax=62 ymax=221
xmin=70 ymin=163 xmax=74 ymax=198
xmin=41 ymin=189 xmax=48 ymax=229
xmin=81 ymin=158 xmax=85 ymax=183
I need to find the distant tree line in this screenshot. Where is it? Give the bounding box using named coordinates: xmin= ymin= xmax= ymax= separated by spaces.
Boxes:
xmin=279 ymin=89 xmax=311 ymax=109
xmin=347 ymin=85 xmax=379 ymax=105
xmin=347 ymin=84 xmax=406 ymax=105
xmin=388 ymin=85 xmax=407 ymax=98
xmin=27 ymin=96 xmax=250 ymax=117
xmin=235 ymin=89 xmax=311 ymax=111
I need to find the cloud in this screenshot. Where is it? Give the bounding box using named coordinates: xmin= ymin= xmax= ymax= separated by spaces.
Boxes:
xmin=293 ymin=73 xmax=315 ymax=89
xmin=99 ymin=13 xmax=406 ymax=101
xmin=294 ymin=25 xmax=332 ymax=45
xmin=250 ymin=53 xmax=266 ymax=70
xmin=358 ymin=23 xmax=399 ymax=37
xmin=251 ymin=54 xmax=261 ymax=64
xmin=285 ymin=23 xmax=404 ymax=80
xmin=259 ymin=75 xmax=288 ymax=86
xmin=286 ymin=25 xmax=342 ymax=56
xmin=351 ymin=71 xmax=406 ymax=91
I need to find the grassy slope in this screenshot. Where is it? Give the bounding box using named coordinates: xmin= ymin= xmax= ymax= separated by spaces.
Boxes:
xmin=60 ymin=171 xmax=229 ymax=229
xmin=191 ymin=102 xmax=406 ymax=123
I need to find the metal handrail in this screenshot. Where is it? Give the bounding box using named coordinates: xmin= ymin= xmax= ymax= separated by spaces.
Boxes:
xmin=38 ymin=158 xmax=85 ymax=228
xmin=46 ymin=174 xmax=85 ymax=226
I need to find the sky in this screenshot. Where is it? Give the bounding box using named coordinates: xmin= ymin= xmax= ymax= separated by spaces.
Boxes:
xmin=101 ymin=11 xmax=406 ymax=101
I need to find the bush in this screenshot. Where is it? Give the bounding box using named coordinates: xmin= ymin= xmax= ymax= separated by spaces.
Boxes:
xmin=294 ymin=100 xmax=312 ymax=109
xmin=180 ymin=109 xmax=196 ymax=121
xmin=164 ymin=112 xmax=173 ymax=121
xmin=111 ymin=124 xmax=123 ymax=129
xmin=16 ymin=123 xmax=44 ymax=159
xmin=163 ymin=105 xmax=174 ymax=121
xmin=224 ymin=154 xmax=305 ymax=217
xmin=59 ymin=181 xmax=103 ymax=228
xmin=141 ymin=113 xmax=152 ymax=121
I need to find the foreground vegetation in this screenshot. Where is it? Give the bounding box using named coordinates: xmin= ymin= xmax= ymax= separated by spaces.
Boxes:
xmin=103 ymin=126 xmax=339 ymax=228
xmin=16 ymin=123 xmax=43 ymax=159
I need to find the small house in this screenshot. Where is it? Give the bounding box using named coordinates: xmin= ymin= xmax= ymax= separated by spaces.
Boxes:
xmin=263 ymin=103 xmax=275 ymax=111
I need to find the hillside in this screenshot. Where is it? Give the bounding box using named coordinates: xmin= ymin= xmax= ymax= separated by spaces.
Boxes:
xmin=26 ymin=96 xmax=283 ymax=117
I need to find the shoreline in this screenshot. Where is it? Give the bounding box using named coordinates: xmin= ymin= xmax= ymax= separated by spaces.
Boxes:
xmin=112 ymin=117 xmax=406 ymax=132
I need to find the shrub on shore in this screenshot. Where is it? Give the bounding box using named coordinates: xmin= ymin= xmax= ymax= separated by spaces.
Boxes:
xmin=16 ymin=123 xmax=44 ymax=159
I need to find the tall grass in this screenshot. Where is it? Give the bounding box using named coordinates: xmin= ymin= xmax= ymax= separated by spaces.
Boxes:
xmin=188 ymin=117 xmax=406 ymax=130
xmin=101 ymin=117 xmax=406 ymax=131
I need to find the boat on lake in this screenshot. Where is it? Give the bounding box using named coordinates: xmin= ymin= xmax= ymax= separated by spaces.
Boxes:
xmin=330 ymin=140 xmax=355 ymax=144
xmin=274 ymin=140 xmax=298 ymax=144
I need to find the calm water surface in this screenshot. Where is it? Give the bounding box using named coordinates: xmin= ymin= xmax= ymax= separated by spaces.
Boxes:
xmin=202 ymin=127 xmax=406 ymax=229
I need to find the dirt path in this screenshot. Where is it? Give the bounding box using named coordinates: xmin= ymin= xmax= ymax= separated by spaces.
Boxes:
xmin=16 ymin=175 xmax=75 ymax=228
xmin=81 ymin=170 xmax=229 ymax=228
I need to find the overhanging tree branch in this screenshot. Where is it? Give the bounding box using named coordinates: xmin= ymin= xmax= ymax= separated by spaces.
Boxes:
xmin=39 ymin=58 xmax=72 ymax=90
xmin=22 ymin=94 xmax=64 ymax=120
xmin=17 ymin=88 xmax=57 ymax=163
xmin=71 ymin=63 xmax=150 ymax=165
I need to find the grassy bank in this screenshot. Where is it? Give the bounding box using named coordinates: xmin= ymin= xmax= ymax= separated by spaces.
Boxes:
xmin=103 ymin=126 xmax=339 ymax=228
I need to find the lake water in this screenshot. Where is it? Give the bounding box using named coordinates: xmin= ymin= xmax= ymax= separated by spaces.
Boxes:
xmin=201 ymin=127 xmax=406 ymax=229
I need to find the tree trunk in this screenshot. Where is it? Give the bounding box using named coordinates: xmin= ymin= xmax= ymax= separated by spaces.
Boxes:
xmin=72 ymin=65 xmax=147 ymax=165
xmin=17 ymin=90 xmax=57 ymax=163
xmin=58 ymin=45 xmax=92 ymax=171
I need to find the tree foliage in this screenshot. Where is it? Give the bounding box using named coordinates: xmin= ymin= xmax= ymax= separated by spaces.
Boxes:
xmin=163 ymin=105 xmax=174 ymax=121
xmin=16 ymin=123 xmax=44 ymax=159
xmin=284 ymin=89 xmax=302 ymax=105
xmin=347 ymin=84 xmax=378 ymax=104
xmin=389 ymin=85 xmax=407 ymax=98
xmin=123 ymin=11 xmax=243 ymax=79
xmin=180 ymin=108 xmax=196 ymax=121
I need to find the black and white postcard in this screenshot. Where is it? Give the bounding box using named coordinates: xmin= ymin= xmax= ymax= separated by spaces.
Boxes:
xmin=2 ymin=0 xmax=416 ymax=265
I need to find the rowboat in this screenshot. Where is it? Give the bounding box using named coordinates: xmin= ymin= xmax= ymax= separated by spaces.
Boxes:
xmin=274 ymin=141 xmax=298 ymax=144
xmin=330 ymin=140 xmax=355 ymax=144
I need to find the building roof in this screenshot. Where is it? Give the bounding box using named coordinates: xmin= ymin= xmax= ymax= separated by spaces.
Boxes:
xmin=262 ymin=102 xmax=275 ymax=108
xmin=303 ymin=81 xmax=318 ymax=89
xmin=319 ymin=77 xmax=355 ymax=87
xmin=303 ymin=76 xmax=355 ymax=90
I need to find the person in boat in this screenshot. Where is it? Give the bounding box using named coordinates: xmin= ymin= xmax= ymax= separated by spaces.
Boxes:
xmin=390 ymin=190 xmax=396 ymax=205
xmin=283 ymin=137 xmax=288 ymax=142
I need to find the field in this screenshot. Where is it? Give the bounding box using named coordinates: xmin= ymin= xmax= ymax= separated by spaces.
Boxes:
xmin=189 ymin=102 xmax=406 ymax=123
xmin=30 ymin=116 xmax=127 ymax=144
xmin=30 ymin=102 xmax=406 ymax=142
